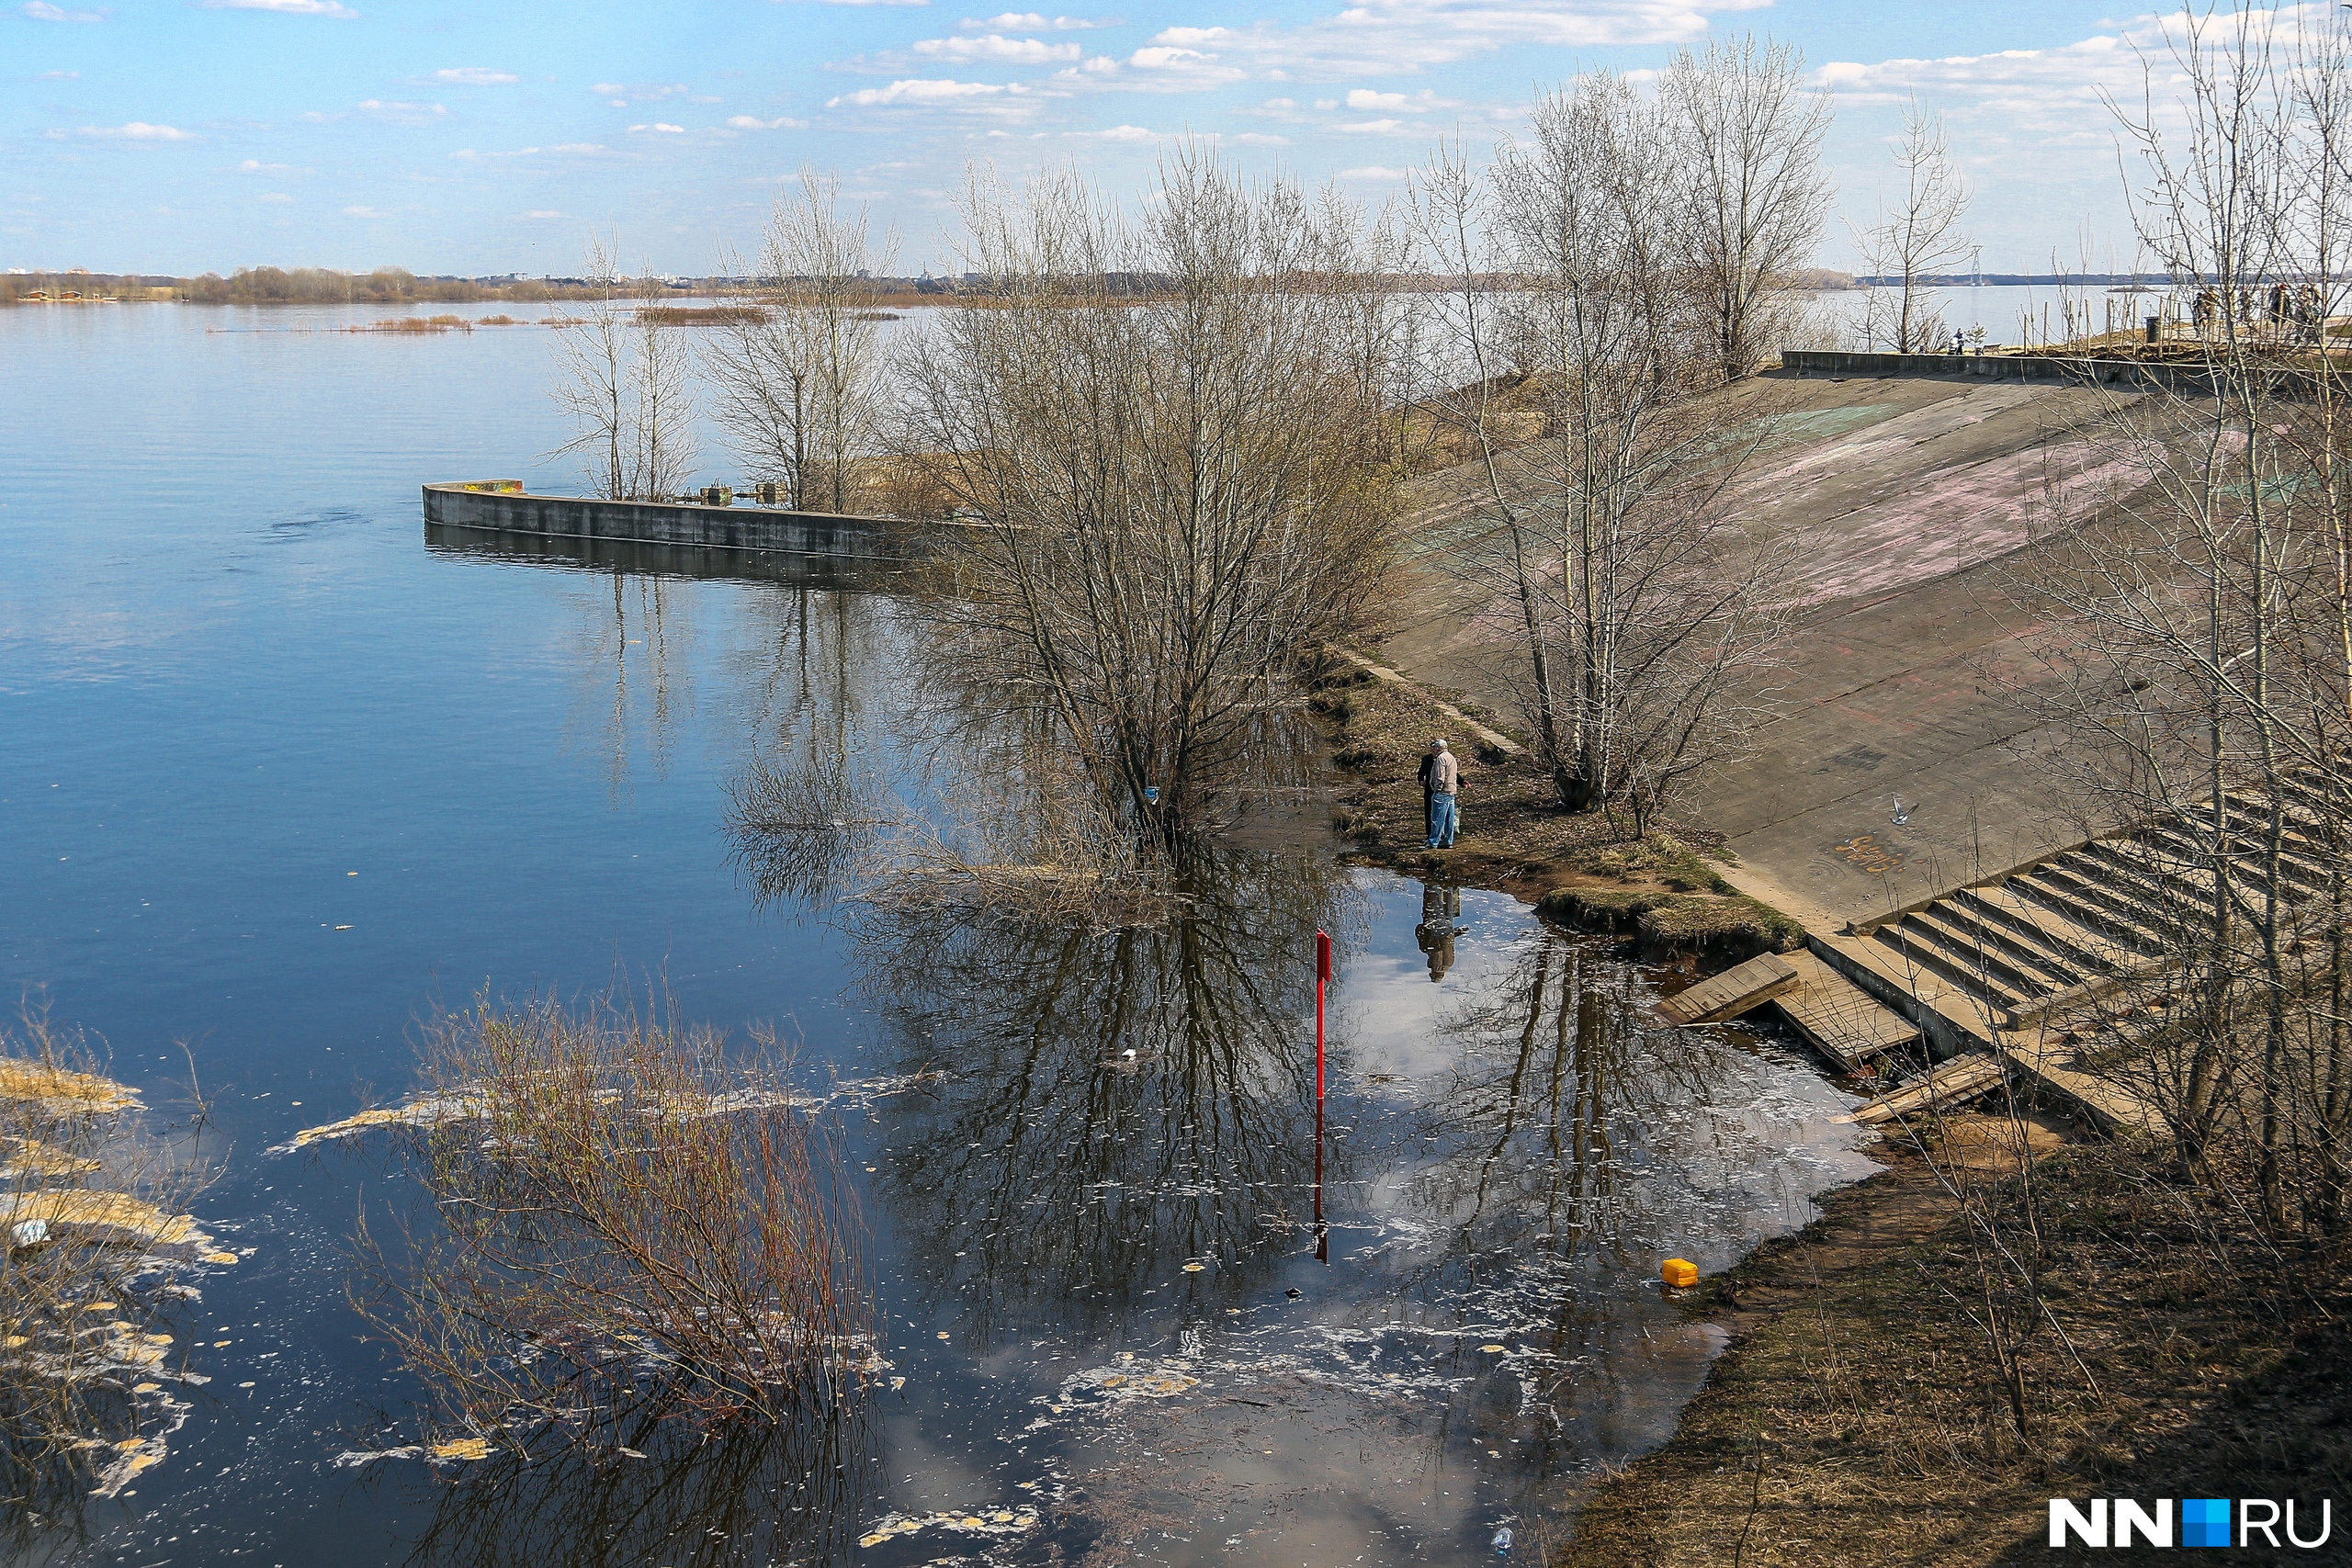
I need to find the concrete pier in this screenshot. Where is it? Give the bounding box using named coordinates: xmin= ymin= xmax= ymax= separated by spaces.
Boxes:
xmin=421 ymin=480 xmax=948 ymax=564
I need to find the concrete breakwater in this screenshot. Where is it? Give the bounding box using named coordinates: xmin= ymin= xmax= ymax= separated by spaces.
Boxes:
xmin=421 ymin=480 xmax=945 ymax=563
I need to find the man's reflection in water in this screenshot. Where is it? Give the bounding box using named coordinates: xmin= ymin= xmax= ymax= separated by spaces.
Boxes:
xmin=1416 ymin=880 xmax=1464 ymax=981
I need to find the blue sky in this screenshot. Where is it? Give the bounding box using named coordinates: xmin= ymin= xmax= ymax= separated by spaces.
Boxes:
xmin=1 ymin=0 xmax=2221 ymax=276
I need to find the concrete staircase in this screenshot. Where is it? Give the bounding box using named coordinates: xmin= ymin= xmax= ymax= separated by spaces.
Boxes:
xmin=1852 ymin=784 xmax=2337 ymax=1030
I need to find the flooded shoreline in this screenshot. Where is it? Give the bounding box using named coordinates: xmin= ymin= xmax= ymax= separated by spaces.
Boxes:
xmin=0 ymin=302 xmax=1879 ymax=1564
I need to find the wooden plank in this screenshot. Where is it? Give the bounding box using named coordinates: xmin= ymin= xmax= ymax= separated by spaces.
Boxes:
xmin=1835 ymin=1052 xmax=2005 ymax=1125
xmin=1654 ymin=953 xmax=1799 ymax=1027
xmin=1771 ymin=950 xmax=1917 ymax=1072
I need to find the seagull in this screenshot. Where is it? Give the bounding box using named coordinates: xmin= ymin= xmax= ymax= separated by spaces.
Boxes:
xmin=1891 ymin=796 xmax=1913 ymax=826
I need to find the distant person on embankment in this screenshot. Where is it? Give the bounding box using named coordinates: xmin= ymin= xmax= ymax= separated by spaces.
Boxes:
xmin=1426 ymin=739 xmax=1460 ymax=850
xmin=1418 ymin=740 xmax=1441 ymax=843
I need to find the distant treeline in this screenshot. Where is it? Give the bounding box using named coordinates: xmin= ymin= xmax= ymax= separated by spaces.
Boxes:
xmin=0 ymin=266 xmax=714 ymax=307
xmin=6 ymin=263 xmax=1866 ymax=308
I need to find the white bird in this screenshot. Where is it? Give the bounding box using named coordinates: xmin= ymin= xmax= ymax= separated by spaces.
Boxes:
xmin=1891 ymin=796 xmax=1912 ymax=826
xmin=1121 ymin=1048 xmax=1136 ymax=1059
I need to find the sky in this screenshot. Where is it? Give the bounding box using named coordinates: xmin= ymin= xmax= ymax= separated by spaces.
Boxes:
xmin=0 ymin=0 xmax=2265 ymax=277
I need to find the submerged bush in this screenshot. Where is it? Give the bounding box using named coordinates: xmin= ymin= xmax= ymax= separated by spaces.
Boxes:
xmin=355 ymin=994 xmax=868 ymax=1450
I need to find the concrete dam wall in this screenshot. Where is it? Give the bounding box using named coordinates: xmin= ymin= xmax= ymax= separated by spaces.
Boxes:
xmin=421 ymin=480 xmax=945 ymax=563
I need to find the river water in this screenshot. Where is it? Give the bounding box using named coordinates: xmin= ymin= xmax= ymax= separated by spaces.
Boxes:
xmin=0 ymin=302 xmax=1880 ymax=1567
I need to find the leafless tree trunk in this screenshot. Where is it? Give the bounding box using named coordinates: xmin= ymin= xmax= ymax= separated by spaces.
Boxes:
xmin=1849 ymin=100 xmax=1973 ymax=354
xmin=706 ymin=171 xmax=896 ymax=513
xmin=1663 ymin=34 xmax=1833 ymax=382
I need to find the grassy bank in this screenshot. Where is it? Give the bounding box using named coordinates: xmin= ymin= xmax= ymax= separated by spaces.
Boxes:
xmin=1313 ymin=650 xmax=1802 ymax=958
xmin=1313 ymin=646 xmax=2350 ymax=1568
xmin=1555 ymin=1130 xmax=2352 ymax=1566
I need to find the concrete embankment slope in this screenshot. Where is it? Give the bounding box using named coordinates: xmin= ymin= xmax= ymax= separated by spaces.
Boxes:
xmin=1376 ymin=369 xmax=2140 ymax=935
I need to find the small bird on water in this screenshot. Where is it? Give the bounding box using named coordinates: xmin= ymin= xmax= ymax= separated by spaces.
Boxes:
xmin=1891 ymin=795 xmax=1913 ymax=826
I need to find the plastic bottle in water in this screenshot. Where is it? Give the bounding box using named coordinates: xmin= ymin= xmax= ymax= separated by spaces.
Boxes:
xmin=1491 ymin=1526 xmax=1512 ymax=1555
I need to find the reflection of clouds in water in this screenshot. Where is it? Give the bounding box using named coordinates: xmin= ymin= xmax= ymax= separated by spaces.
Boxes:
xmin=850 ymin=862 xmax=1880 ymax=1563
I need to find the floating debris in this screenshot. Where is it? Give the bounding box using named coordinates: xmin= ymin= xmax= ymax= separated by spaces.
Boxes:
xmin=0 ymin=1190 xmax=207 ymax=1249
xmin=0 ymin=1061 xmax=138 ymax=1115
xmin=854 ymin=1505 xmax=1042 ymax=1550
xmin=277 ymin=1071 xmax=946 ymax=1154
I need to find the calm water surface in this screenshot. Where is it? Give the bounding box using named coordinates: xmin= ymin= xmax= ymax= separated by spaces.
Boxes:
xmin=0 ymin=303 xmax=1880 ymax=1567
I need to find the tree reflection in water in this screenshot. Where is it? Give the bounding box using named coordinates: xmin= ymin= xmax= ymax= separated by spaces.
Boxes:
xmin=1385 ymin=918 xmax=1871 ymax=1510
xmin=853 ymin=844 xmax=1363 ymax=1344
xmin=397 ymin=1400 xmax=874 ymax=1568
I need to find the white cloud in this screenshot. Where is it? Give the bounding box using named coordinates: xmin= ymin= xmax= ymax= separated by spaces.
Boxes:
xmin=38 ymin=69 xmax=82 ymax=78
xmin=829 ymin=76 xmax=1028 ymax=106
xmin=1231 ymin=130 xmax=1287 ymax=144
xmin=963 ymin=10 xmax=1107 ymax=27
xmin=593 ymin=82 xmax=690 ymax=107
xmin=797 ymin=0 xmax=931 ymax=6
xmin=81 ymin=121 xmax=196 ymax=140
xmin=549 ymin=141 xmax=609 ymax=153
xmin=1339 ymin=164 xmax=1408 ymax=178
xmin=628 ymin=122 xmax=687 ymax=133
xmin=1085 ymin=122 xmax=1155 ymax=140
xmin=254 ymin=191 xmax=294 ymax=203
xmin=432 ymin=67 xmax=517 ymax=85
xmin=1343 ymin=86 xmax=1454 ymax=111
xmin=725 ymin=113 xmax=809 ymax=130
xmin=451 ymin=146 xmax=541 ymax=159
xmin=1336 ymin=117 xmax=1404 ymax=133
xmin=236 ymin=158 xmax=306 ymax=171
xmin=911 ymin=32 xmax=1081 ymax=62
xmin=21 ymin=2 xmax=107 ymax=20
xmin=355 ymin=98 xmax=447 ymax=122
xmin=343 ymin=204 xmax=381 ymax=217
xmin=201 ymin=0 xmax=356 ymax=15
xmin=522 ymin=209 xmax=561 ymax=219
xmin=1070 ymin=0 xmax=1764 ymax=91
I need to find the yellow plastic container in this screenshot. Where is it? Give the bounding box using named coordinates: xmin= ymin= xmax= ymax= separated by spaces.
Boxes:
xmin=1661 ymin=1258 xmax=1700 ymax=1289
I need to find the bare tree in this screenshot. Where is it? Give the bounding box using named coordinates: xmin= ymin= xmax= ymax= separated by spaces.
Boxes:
xmin=706 ymin=171 xmax=897 ymax=513
xmin=897 ymin=149 xmax=1395 ymax=840
xmin=1411 ymin=79 xmax=1795 ymax=824
xmin=548 ymin=233 xmax=633 ymax=500
xmin=2015 ymin=8 xmax=2352 ymax=1259
xmin=548 ymin=233 xmax=696 ymax=501
xmin=1663 ymin=34 xmax=1835 ymax=382
xmin=632 ymin=271 xmax=698 ymax=502
xmin=1849 ymin=99 xmax=1973 ymax=353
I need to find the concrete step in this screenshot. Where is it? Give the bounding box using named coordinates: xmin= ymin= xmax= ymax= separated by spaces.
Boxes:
xmin=1873 ymin=919 xmax=2039 ymax=1010
xmin=1908 ymin=897 xmax=2090 ymax=993
xmin=2023 ymin=861 xmax=2188 ymax=953
xmin=2082 ymin=840 xmax=2221 ymax=922
xmin=1952 ymin=883 xmax=2133 ymax=976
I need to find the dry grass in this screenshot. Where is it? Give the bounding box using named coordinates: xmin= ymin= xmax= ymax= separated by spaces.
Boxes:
xmin=349 ymin=314 xmax=473 ymax=334
xmin=0 ymin=1009 xmax=220 ymax=1513
xmin=637 ymin=304 xmax=768 ymax=326
xmin=1555 ymin=1130 xmax=2352 ymax=1566
xmin=351 ymin=992 xmax=871 ymax=1454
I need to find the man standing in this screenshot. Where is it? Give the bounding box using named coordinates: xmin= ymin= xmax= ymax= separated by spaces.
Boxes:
xmin=1417 ymin=740 xmax=1441 ymax=844
xmin=1427 ymin=739 xmax=1460 ymax=849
